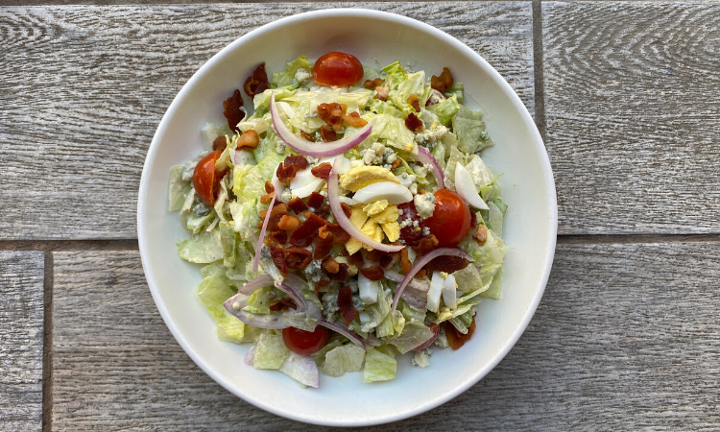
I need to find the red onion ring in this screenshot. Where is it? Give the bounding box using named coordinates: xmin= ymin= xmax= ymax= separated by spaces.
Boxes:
xmin=416 ymin=146 xmax=445 ymax=189
xmin=327 ymin=157 xmax=404 ymax=253
xmin=252 ymin=177 xmax=280 ymax=273
xmin=270 ymin=94 xmax=375 ymax=158
xmin=384 ymin=269 xmax=430 ymax=292
xmin=239 ymin=274 xmax=274 ymax=295
xmin=390 ymin=248 xmax=473 ymax=313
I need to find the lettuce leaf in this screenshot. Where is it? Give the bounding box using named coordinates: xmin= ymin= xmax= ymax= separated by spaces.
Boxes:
xmin=443 ymin=145 xmax=468 ymax=191
xmin=197 ymin=264 xmax=246 ymax=343
xmin=426 ymin=94 xmax=460 ymax=126
xmin=388 ymin=322 xmax=434 ymax=354
xmin=363 ymin=347 xmax=397 ymax=382
xmin=177 ymin=229 xmax=223 ymax=264
xmin=452 ymin=105 xmax=493 ymax=154
xmin=480 ymin=268 xmax=504 ymax=300
xmin=253 ymin=333 xmax=290 ymax=370
xmin=271 ymin=55 xmax=311 ymax=88
xmin=322 ymin=344 xmax=365 ymax=377
xmin=168 ymin=165 xmax=192 ymax=212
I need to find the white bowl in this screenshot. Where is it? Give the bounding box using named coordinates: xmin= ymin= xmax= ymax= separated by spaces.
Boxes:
xmin=138 ymin=8 xmax=557 ymax=426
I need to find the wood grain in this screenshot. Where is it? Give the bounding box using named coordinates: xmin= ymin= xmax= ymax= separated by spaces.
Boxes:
xmin=52 ymin=245 xmax=720 ymax=430
xmin=0 ymin=251 xmax=44 ymax=432
xmin=0 ymin=2 xmax=533 ymax=240
xmin=543 ymin=1 xmax=720 ymax=235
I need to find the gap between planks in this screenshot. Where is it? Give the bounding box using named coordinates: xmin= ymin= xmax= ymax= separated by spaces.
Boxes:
xmin=42 ymin=252 xmax=53 ymax=432
xmin=532 ymin=0 xmax=546 ymax=141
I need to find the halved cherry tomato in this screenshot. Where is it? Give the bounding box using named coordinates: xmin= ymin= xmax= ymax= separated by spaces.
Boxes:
xmin=282 ymin=326 xmax=329 ymax=356
xmin=423 ymin=189 xmax=471 ymax=248
xmin=312 ymin=52 xmax=364 ymax=87
xmin=192 ymin=150 xmax=222 ymax=206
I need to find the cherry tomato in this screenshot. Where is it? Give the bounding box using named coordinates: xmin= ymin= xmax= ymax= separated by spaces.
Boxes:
xmin=312 ymin=52 xmax=364 ymax=87
xmin=424 ymin=189 xmax=471 ymax=248
xmin=282 ymin=326 xmax=329 ymax=356
xmin=192 ymin=150 xmax=222 ymax=206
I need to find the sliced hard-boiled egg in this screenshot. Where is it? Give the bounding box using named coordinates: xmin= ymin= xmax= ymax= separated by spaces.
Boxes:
xmin=442 ymin=274 xmax=457 ymax=310
xmin=290 ymin=168 xmax=323 ymax=199
xmin=340 ymin=166 xmax=399 ymax=192
xmin=427 ymin=271 xmax=445 ymax=313
xmin=352 ymin=182 xmax=413 ymax=205
xmin=455 ymin=162 xmax=489 ymax=210
xmin=358 ymin=272 xmax=379 ymax=304
xmin=319 ymin=156 xmax=351 ymax=175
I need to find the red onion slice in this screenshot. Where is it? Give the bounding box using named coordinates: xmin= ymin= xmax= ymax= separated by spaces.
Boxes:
xmin=390 ymin=247 xmax=473 ymax=313
xmin=317 ymin=320 xmax=366 ymax=350
xmin=279 ymin=352 xmax=320 ymax=389
xmin=252 ymin=177 xmax=280 ymax=273
xmin=384 ymin=269 xmax=430 ymax=292
xmin=327 ymin=158 xmax=404 ymax=253
xmin=401 ymin=289 xmax=427 ymax=308
xmin=239 ymin=274 xmax=274 ymax=295
xmin=270 ymin=94 xmax=375 ymax=158
xmin=244 ymin=342 xmax=257 ymax=366
xmin=416 ymin=145 xmax=445 ymax=189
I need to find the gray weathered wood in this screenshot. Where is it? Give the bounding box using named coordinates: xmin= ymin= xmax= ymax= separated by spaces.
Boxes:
xmin=0 ymin=2 xmax=533 ymax=240
xmin=52 ymin=245 xmax=720 ymax=430
xmin=0 ymin=251 xmax=44 ymax=432
xmin=543 ymin=1 xmax=720 ymax=235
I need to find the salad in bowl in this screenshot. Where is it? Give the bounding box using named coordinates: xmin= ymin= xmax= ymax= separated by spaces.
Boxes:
xmin=168 ymin=51 xmax=508 ymax=388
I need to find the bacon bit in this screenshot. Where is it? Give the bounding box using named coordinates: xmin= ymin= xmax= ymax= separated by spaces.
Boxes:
xmin=364 ymin=78 xmax=385 ymax=89
xmin=306 ymin=192 xmax=325 ymax=209
xmin=344 ymin=250 xmax=364 ymax=267
xmin=360 ymin=265 xmax=384 ymax=281
xmin=260 ymin=192 xmax=274 ymax=204
xmin=320 ymin=125 xmax=337 ymax=142
xmin=412 ymin=234 xmax=439 ymax=256
xmin=264 ymin=181 xmax=275 ymax=194
xmin=223 ymin=89 xmax=245 ymax=133
xmin=469 ymin=211 xmax=477 ymax=229
xmin=287 ymin=197 xmax=308 ymax=213
xmin=390 ymin=159 xmax=402 ymax=170
xmin=407 ymin=94 xmax=421 ymax=112
xmin=375 ymin=86 xmax=389 ymax=102
xmin=426 ymin=256 xmax=469 ymax=272
xmin=430 ymin=67 xmax=454 ymax=93
xmin=317 ymin=103 xmax=347 ymax=130
xmin=267 ymin=230 xmax=287 ymax=245
xmin=340 ymin=202 xmax=353 ymax=218
xmin=337 ymin=285 xmax=357 ymax=325
xmin=416 ymin=269 xmax=428 ymax=279
xmin=237 ymin=130 xmax=259 ymax=150
xmin=212 ymin=136 xmax=226 ymax=151
xmin=314 ymin=279 xmax=330 ymax=295
xmin=327 ymin=263 xmax=349 ymax=281
xmin=315 ymin=204 xmax=330 ymax=219
xmin=399 ymin=248 xmax=412 ymax=275
xmin=314 ymin=226 xmax=335 ymax=260
xmin=321 ymin=255 xmax=340 ymax=274
xmin=398 ymin=202 xmax=424 ymax=245
xmin=284 ymin=247 xmax=313 ymax=269
xmin=268 ymin=241 xmax=287 ymax=274
xmin=365 ymin=250 xmax=385 ymax=263
xmin=278 ymin=215 xmax=300 ymax=231
xmin=379 ymin=254 xmax=394 ymax=268
xmin=473 ymin=224 xmax=487 ymax=245
xmin=405 ymin=112 xmax=424 ymax=132
xmin=264 ymin=204 xmax=289 ymax=231
xmin=288 ymin=216 xmax=325 ymax=247
xmin=327 ymin=223 xmax=350 ymax=244
xmin=300 ymin=130 xmax=315 ymax=141
xmin=343 ymin=112 xmax=368 ymax=128
xmin=276 ymin=155 xmax=309 ymax=184
xmin=269 ymin=296 xmax=297 ymax=312
xmin=243 ymin=62 xmax=270 ymax=97
xmin=311 ymin=162 xmax=333 ymax=180
xmin=276 ymin=163 xmax=296 ymax=184
xmin=284 ymin=154 xmax=308 ymax=170
xmin=445 ymin=318 xmax=475 ymax=350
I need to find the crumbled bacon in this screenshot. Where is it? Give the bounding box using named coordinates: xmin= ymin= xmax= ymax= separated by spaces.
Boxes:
xmin=379 ymin=254 xmax=394 ymax=268
xmin=315 ymin=204 xmax=330 ymax=219
xmin=306 ymin=192 xmax=325 ymax=209
xmin=412 ymin=234 xmax=439 ymax=256
xmin=284 ymin=154 xmax=308 ymax=170
xmin=222 ymin=89 xmax=245 ymax=133
xmin=326 ymin=223 xmax=350 ymax=243
xmin=236 ymin=130 xmax=259 ymax=150
xmin=399 ymin=248 xmax=412 ymax=275
xmin=343 ymin=112 xmax=368 ymax=128
xmin=469 ymin=211 xmax=477 ymax=229
xmin=288 ymin=216 xmax=324 ymax=248
xmin=398 ymin=202 xmax=424 ymax=245
xmin=337 ymin=285 xmax=357 ymax=325
xmin=321 ymin=255 xmax=340 ymax=274
xmin=259 ymin=203 xmax=289 ymax=232
xmin=314 ymin=279 xmax=330 ymax=295
xmin=445 ymin=318 xmax=475 ymax=350
xmin=360 ymin=265 xmax=384 ymax=281
xmin=266 ymin=230 xmax=287 ymax=245
xmin=407 ymin=94 xmax=421 ymax=112
xmin=391 ymin=159 xmax=402 ymax=170
xmin=344 ymin=250 xmax=364 ymax=267
xmin=405 ymin=112 xmax=424 ymax=132
xmin=276 ymin=163 xmax=296 ymax=184
xmin=340 ymin=202 xmax=352 ymax=218
xmin=365 ymin=250 xmax=385 ymax=263
xmin=364 ymin=78 xmax=385 ymax=89
xmin=375 ymin=86 xmax=389 ymax=102
xmin=311 ymin=163 xmax=333 ymax=180
xmin=284 ymin=247 xmax=313 ymax=269
xmin=320 ymin=125 xmax=337 ymax=142
xmin=260 ymin=192 xmax=274 ymax=204
xmin=268 ymin=241 xmax=287 ymax=274
xmin=327 ymin=263 xmax=349 ymax=281
xmin=473 ymin=224 xmax=487 ymax=245
xmin=243 ymin=63 xmax=270 ymax=97
xmin=287 ymin=197 xmax=308 ymax=214
xmin=415 ymin=269 xmax=428 ymax=279
xmin=300 ymin=130 xmax=315 ymax=141
xmin=425 ymin=256 xmax=469 ymax=272
xmin=314 ymin=226 xmax=335 ymax=260
xmin=264 ymin=181 xmax=275 ymax=194
xmin=276 ymin=155 xmax=309 ymax=184
xmin=317 ymin=103 xmax=347 ymax=130
xmin=430 ymin=67 xmax=454 ymax=93
xmin=277 ymin=215 xmax=300 ymax=231
xmin=212 ymin=136 xmax=226 ymax=151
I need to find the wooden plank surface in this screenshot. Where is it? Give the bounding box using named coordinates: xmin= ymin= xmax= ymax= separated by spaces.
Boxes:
xmin=52 ymin=245 xmax=720 ymax=430
xmin=0 ymin=2 xmax=533 ymax=241
xmin=0 ymin=251 xmax=44 ymax=432
xmin=543 ymin=1 xmax=720 ymax=235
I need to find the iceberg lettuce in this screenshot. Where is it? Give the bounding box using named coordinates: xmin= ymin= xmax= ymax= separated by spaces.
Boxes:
xmin=427 ymin=94 xmax=460 ymax=126
xmin=253 ymin=333 xmax=290 ymax=370
xmin=322 ymin=344 xmax=365 ymax=377
xmin=363 ymin=347 xmax=397 ymax=382
xmin=271 ymin=55 xmax=311 ymax=88
xmin=197 ymin=263 xmax=246 ymax=343
xmin=168 ymin=165 xmax=192 ymax=212
xmin=452 ymin=105 xmax=493 ymax=154
xmin=177 ymin=229 xmax=223 ymax=264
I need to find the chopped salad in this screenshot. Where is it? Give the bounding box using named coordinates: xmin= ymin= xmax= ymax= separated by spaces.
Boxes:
xmin=168 ymin=52 xmax=508 ymax=387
